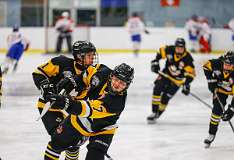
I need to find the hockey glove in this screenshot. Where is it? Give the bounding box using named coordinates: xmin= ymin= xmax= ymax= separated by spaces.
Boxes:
xmin=40 ymin=79 xmax=55 ymax=102
xmin=145 ymin=29 xmax=150 ymax=34
xmin=151 ymin=59 xmax=160 ymax=73
xmin=182 ymin=84 xmax=190 ymax=96
xmin=57 ymin=75 xmax=77 ymax=93
xmin=208 ymin=82 xmax=217 ymax=93
xmin=222 ymin=104 xmax=234 ymax=121
xmin=46 ymin=93 xmax=73 ymax=111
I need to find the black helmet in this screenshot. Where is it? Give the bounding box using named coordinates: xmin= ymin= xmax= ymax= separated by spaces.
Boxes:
xmin=112 ymin=63 xmax=134 ymax=86
xmin=72 ymin=41 xmax=98 ymax=66
xmin=222 ymin=50 xmax=234 ymax=65
xmin=109 ymin=63 xmax=134 ymax=94
xmin=175 ymin=38 xmax=186 ymax=48
xmin=72 ymin=41 xmax=96 ymax=58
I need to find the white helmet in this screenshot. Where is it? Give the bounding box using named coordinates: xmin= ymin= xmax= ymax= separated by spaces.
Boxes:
xmin=62 ymin=11 xmax=69 ymax=18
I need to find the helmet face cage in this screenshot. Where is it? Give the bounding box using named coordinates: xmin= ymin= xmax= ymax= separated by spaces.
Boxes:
xmin=175 ymin=38 xmax=186 ymax=48
xmin=72 ymin=41 xmax=98 ymax=67
xmin=111 ymin=63 xmax=134 ymax=90
xmin=222 ymin=51 xmax=234 ymax=71
xmin=175 ymin=38 xmax=186 ymax=55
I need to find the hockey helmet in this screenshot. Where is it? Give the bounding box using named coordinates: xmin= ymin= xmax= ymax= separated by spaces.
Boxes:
xmin=222 ymin=51 xmax=234 ymax=71
xmin=222 ymin=51 xmax=234 ymax=64
xmin=175 ymin=38 xmax=186 ymax=48
xmin=13 ymin=24 xmax=19 ymax=32
xmin=72 ymin=41 xmax=98 ymax=66
xmin=109 ymin=63 xmax=134 ymax=94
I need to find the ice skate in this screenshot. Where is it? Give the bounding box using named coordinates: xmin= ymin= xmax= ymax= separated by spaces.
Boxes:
xmin=147 ymin=113 xmax=158 ymax=124
xmin=204 ymin=134 xmax=215 ymax=148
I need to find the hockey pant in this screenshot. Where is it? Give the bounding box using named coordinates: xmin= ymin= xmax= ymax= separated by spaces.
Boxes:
xmin=85 ymin=134 xmax=114 ymax=160
xmin=44 ymin=115 xmax=113 ymax=160
xmin=44 ymin=116 xmax=88 ymax=160
xmin=131 ymin=34 xmax=141 ymax=56
xmin=208 ymin=92 xmax=228 ymax=135
xmin=152 ymin=75 xmax=180 ymax=116
xmin=39 ymin=108 xmax=79 ymax=159
xmin=38 ymin=108 xmax=64 ymax=135
xmin=56 ymin=33 xmax=72 ymax=53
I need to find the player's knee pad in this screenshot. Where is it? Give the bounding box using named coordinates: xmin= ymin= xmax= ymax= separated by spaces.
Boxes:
xmin=86 ymin=139 xmax=109 ymax=156
xmin=85 ymin=147 xmax=105 ymax=160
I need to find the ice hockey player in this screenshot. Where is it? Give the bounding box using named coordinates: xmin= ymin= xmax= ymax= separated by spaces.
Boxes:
xmin=43 ymin=63 xmax=134 ymax=160
xmin=147 ymin=38 xmax=196 ymax=124
xmin=55 ymin=11 xmax=74 ymax=53
xmin=126 ymin=12 xmax=149 ymax=57
xmin=203 ymin=50 xmax=234 ymax=148
xmin=32 ymin=41 xmax=97 ymax=159
xmin=185 ymin=15 xmax=200 ymax=53
xmin=1 ymin=25 xmax=30 ymax=74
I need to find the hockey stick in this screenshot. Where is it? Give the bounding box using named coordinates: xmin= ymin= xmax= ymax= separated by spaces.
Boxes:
xmin=105 ymin=153 xmax=114 ymax=160
xmin=36 ymin=89 xmax=66 ymax=121
xmin=37 ymin=71 xmax=77 ymax=121
xmin=214 ymin=91 xmax=234 ymax=133
xmin=189 ymin=92 xmax=212 ymax=109
xmin=158 ymin=71 xmax=185 ymax=86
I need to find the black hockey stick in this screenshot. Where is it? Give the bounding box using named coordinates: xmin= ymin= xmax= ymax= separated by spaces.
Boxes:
xmin=214 ymin=91 xmax=234 ymax=134
xmin=190 ymin=92 xmax=212 ymax=109
xmin=106 ymin=153 xmax=114 ymax=160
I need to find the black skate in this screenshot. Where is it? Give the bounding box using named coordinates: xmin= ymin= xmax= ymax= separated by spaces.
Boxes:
xmin=147 ymin=113 xmax=158 ymax=124
xmin=204 ymin=134 xmax=215 ymax=148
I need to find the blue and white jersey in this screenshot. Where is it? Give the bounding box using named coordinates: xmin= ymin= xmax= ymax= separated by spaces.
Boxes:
xmin=6 ymin=31 xmax=30 ymax=60
xmin=126 ymin=17 xmax=145 ymax=36
xmin=7 ymin=31 xmax=22 ymax=48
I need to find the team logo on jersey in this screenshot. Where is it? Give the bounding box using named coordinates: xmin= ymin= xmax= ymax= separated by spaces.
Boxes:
xmin=56 ymin=125 xmax=63 ymax=134
xmin=91 ymin=75 xmax=100 ymax=87
xmin=229 ymin=77 xmax=233 ymax=84
xmin=179 ymin=61 xmax=185 ymax=69
xmin=213 ymin=70 xmax=221 ymax=77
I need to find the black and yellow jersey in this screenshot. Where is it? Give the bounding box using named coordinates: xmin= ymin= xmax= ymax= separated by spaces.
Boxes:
xmin=156 ymin=45 xmax=195 ymax=86
xmin=74 ymin=64 xmax=112 ymax=100
xmin=203 ymin=58 xmax=234 ymax=95
xmin=66 ymin=64 xmax=127 ymax=136
xmin=32 ymin=55 xmax=85 ymax=111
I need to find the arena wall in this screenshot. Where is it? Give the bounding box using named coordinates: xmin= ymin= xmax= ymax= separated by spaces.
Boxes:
xmin=0 ymin=27 xmax=233 ymax=53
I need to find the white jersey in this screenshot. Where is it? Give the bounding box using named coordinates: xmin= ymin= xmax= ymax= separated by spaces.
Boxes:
xmin=185 ymin=19 xmax=199 ymax=36
xmin=228 ymin=18 xmax=234 ymax=32
xmin=7 ymin=31 xmax=30 ymax=50
xmin=126 ymin=17 xmax=145 ymax=35
xmin=55 ymin=17 xmax=74 ymax=33
xmin=199 ymin=22 xmax=211 ymax=40
xmin=7 ymin=32 xmax=22 ymax=48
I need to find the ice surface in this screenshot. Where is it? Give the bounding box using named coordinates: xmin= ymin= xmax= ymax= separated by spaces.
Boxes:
xmin=0 ymin=53 xmax=233 ymax=160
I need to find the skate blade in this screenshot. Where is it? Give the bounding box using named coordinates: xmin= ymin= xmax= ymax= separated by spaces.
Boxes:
xmin=147 ymin=119 xmax=156 ymax=124
xmin=204 ymin=143 xmax=211 ymax=148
